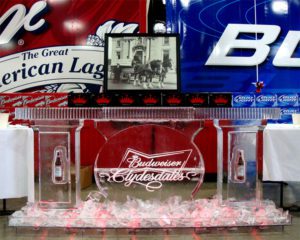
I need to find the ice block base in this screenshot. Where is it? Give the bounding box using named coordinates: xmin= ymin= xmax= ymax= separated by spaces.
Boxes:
xmin=9 ymin=197 xmax=290 ymax=229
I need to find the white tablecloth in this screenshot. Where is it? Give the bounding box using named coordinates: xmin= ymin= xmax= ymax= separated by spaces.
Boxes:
xmin=0 ymin=126 xmax=34 ymax=199
xmin=263 ymin=124 xmax=300 ymax=182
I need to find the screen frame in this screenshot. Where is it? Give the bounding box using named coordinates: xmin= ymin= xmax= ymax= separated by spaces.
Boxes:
xmin=104 ymin=33 xmax=181 ymax=93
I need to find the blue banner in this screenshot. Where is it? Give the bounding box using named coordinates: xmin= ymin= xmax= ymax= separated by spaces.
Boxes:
xmin=166 ymin=0 xmax=300 ymax=93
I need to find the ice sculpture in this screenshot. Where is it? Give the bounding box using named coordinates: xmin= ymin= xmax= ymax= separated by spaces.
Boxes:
xmin=9 ymin=107 xmax=290 ymax=230
xmin=93 ymin=112 xmax=205 ymax=201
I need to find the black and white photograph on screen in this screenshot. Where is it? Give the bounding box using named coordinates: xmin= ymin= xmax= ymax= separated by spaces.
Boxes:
xmin=104 ymin=34 xmax=180 ymax=92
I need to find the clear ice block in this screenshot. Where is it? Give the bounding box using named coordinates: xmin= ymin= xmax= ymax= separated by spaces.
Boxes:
xmin=10 ymin=107 xmax=290 ymax=230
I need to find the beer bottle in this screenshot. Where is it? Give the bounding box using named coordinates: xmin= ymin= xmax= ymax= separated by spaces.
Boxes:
xmin=54 ymin=150 xmax=63 ymax=182
xmin=234 ymin=149 xmax=246 ymax=182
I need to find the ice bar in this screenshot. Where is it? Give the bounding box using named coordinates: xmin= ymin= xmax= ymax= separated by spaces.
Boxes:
xmin=9 ymin=107 xmax=290 ymax=229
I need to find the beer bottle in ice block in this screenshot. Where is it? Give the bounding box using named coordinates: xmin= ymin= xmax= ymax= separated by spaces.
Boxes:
xmin=52 ymin=146 xmax=66 ymax=184
xmin=234 ymin=149 xmax=246 ymax=183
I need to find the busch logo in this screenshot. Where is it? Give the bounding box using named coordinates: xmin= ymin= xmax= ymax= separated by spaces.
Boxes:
xmin=205 ymin=24 xmax=300 ymax=67
xmin=0 ymin=2 xmax=47 ymax=45
xmin=234 ymin=95 xmax=254 ymax=103
xmin=95 ymin=148 xmax=203 ymax=192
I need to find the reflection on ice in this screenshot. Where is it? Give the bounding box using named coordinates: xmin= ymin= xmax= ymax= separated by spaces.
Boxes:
xmin=9 ymin=196 xmax=290 ymax=229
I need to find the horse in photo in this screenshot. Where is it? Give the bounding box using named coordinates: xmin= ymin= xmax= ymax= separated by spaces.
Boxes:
xmin=132 ymin=59 xmax=161 ymax=89
xmin=159 ymin=58 xmax=173 ymax=88
xmin=131 ymin=58 xmax=173 ymax=89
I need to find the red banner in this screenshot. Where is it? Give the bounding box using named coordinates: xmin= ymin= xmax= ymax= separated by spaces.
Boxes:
xmin=0 ymin=0 xmax=147 ymax=93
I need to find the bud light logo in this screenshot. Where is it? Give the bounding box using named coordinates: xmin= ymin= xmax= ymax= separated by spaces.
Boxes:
xmin=167 ymin=0 xmax=300 ymax=93
xmin=272 ymin=107 xmax=300 ymax=124
xmin=277 ymin=94 xmax=298 ymax=107
xmin=255 ymin=94 xmax=277 ymax=107
xmin=232 ymin=94 xmax=255 ymax=107
xmin=281 ymin=108 xmax=299 ymax=115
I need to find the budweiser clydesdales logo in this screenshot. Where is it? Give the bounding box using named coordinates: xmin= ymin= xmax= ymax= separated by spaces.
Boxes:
xmin=95 ymin=148 xmax=203 ymax=192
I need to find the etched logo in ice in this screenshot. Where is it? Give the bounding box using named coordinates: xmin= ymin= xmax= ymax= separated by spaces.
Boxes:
xmin=86 ymin=20 xmax=139 ymax=47
xmin=120 ymin=148 xmax=191 ymax=169
xmin=96 ymin=148 xmax=202 ymax=192
xmin=94 ymin=124 xmax=204 ymax=200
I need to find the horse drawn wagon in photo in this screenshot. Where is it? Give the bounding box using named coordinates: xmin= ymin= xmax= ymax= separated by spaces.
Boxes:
xmin=109 ymin=35 xmax=176 ymax=89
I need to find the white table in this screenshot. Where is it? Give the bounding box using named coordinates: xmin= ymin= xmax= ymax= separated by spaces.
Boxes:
xmin=264 ymin=124 xmax=300 ymax=182
xmin=0 ymin=126 xmax=34 ymax=201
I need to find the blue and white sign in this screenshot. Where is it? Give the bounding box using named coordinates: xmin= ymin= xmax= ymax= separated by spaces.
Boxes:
xmin=255 ymin=93 xmax=277 ymax=107
xmin=232 ymin=93 xmax=255 ymax=107
xmin=277 ymin=93 xmax=298 ymax=107
xmin=167 ymin=0 xmax=300 ymax=93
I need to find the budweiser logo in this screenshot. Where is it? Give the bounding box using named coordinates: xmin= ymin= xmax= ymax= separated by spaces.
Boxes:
xmin=0 ymin=96 xmax=23 ymax=107
xmin=23 ymin=96 xmax=45 ymax=106
xmin=0 ymin=2 xmax=48 ymax=45
xmin=95 ymin=148 xmax=202 ymax=192
xmin=119 ymin=148 xmax=191 ymax=168
xmin=46 ymin=95 xmax=68 ymax=107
